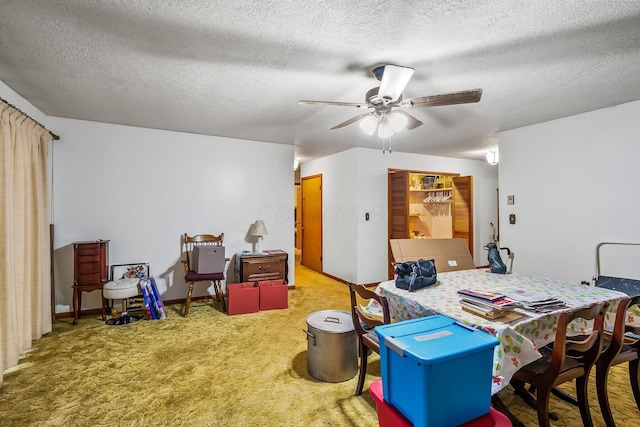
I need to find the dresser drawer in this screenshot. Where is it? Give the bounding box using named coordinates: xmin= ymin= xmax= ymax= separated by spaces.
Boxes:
xmin=247 ymin=271 xmax=281 ymax=281
xmin=78 ymin=254 xmax=101 ymax=264
xmin=236 ymin=252 xmax=288 ymax=283
xmin=77 ymin=246 xmax=100 ymax=256
xmin=77 ymin=272 xmax=101 ymax=285
xmin=244 ymin=260 xmax=284 ymax=277
xmin=78 ymin=262 xmax=100 ymax=275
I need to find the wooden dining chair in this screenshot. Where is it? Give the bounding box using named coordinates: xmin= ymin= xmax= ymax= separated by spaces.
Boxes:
xmin=595 ymin=295 xmax=640 ymax=427
xmin=181 ymin=233 xmax=226 ymax=316
xmin=348 ymin=282 xmax=391 ymax=396
xmin=510 ymin=301 xmax=609 ymax=427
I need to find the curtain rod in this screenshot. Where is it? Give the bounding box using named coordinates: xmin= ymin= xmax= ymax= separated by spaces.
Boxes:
xmin=0 ymin=96 xmax=59 ymax=140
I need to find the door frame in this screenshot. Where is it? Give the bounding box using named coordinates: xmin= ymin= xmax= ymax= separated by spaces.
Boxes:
xmin=387 ymin=169 xmax=473 ymax=278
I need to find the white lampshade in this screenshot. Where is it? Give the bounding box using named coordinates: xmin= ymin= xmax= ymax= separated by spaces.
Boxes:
xmin=377 ymin=65 xmax=415 ymax=101
xmin=377 ymin=116 xmax=393 ymax=139
xmin=249 ymin=220 xmax=268 ymax=253
xmin=359 ymin=114 xmax=378 ymax=135
xmin=486 ymin=151 xmax=499 ymax=165
xmin=389 ymin=112 xmax=408 ymax=132
xmin=294 ymin=157 xmax=299 ymax=170
xmin=249 ymin=220 xmax=268 ymax=237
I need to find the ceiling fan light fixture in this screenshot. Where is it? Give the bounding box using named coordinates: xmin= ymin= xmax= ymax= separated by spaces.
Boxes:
xmin=486 ymin=151 xmax=499 ymax=165
xmin=389 ymin=112 xmax=408 ymax=132
xmin=360 ymin=114 xmax=378 ymax=135
xmin=377 ymin=116 xmax=393 ymax=139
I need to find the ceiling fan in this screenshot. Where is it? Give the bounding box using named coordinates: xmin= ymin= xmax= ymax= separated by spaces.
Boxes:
xmin=298 ymin=64 xmax=482 ymax=140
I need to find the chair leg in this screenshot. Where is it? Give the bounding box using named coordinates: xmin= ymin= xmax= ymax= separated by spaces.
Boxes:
xmin=512 ymin=379 xmax=558 ymax=421
xmin=551 ymin=386 xmax=579 ymax=406
xmin=596 ymin=363 xmax=616 ymax=427
xmin=214 ymin=280 xmax=227 ymax=312
xmin=355 ymin=341 xmax=368 ymax=396
xmin=534 ymin=385 xmax=553 ymax=427
xmin=184 ymin=282 xmax=194 ymax=317
xmin=576 ymin=375 xmax=595 ymax=427
xmin=511 ymin=379 xmax=538 ymax=410
xmin=630 ymin=359 xmax=640 ymax=412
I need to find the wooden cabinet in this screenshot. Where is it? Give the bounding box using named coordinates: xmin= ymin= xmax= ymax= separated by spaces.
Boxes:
xmin=388 ymin=169 xmax=474 ymax=278
xmin=236 ymin=251 xmax=288 ymax=283
xmin=72 ymin=240 xmax=109 ymax=325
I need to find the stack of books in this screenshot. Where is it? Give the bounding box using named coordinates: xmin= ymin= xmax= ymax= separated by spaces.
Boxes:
xmin=457 ymin=289 xmax=520 ymax=319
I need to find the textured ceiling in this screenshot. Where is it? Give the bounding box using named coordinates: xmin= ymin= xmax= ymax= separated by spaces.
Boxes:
xmin=1 ymin=1 xmax=639 ymax=161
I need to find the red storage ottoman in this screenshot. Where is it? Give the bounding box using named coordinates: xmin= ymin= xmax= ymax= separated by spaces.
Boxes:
xmin=257 ymin=279 xmax=288 ymax=310
xmin=369 ymin=379 xmax=511 ymax=427
xmin=226 ymin=282 xmax=259 ymax=315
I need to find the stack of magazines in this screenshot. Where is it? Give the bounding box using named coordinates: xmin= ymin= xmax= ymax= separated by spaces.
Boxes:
xmin=457 ymin=289 xmax=521 ymax=319
xmin=501 ymin=288 xmax=568 ymax=313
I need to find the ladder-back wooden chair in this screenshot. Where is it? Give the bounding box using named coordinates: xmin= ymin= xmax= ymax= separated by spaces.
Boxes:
xmin=181 ymin=233 xmax=226 ymax=316
xmin=510 ymin=302 xmax=609 ymax=427
xmin=596 ymin=295 xmax=640 ymax=427
xmin=348 ymin=282 xmax=391 ymax=396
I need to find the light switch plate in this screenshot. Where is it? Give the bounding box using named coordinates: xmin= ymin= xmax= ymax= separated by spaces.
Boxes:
xmin=507 ymin=195 xmax=515 ymax=205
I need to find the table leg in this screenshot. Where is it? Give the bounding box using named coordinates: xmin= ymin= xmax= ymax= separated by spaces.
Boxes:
xmin=100 ymin=290 xmax=106 ymax=321
xmin=72 ymin=287 xmax=79 ymax=325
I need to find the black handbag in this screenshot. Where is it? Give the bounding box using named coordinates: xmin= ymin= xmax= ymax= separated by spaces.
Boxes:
xmin=394 ymin=259 xmax=437 ymax=292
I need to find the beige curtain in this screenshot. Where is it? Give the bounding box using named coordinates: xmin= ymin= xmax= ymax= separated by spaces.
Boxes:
xmin=0 ymin=103 xmax=52 ymax=383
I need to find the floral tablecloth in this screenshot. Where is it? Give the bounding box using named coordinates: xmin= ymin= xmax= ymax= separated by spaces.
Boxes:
xmin=376 ymin=269 xmax=630 ymax=395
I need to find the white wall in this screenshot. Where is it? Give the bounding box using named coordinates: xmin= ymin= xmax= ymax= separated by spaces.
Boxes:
xmin=499 ymin=100 xmax=640 ymax=283
xmin=50 ymin=117 xmax=295 ymax=312
xmin=300 ymin=150 xmax=360 ymax=283
xmin=0 ymin=80 xmax=49 ymax=125
xmin=302 ymin=147 xmax=499 ymax=284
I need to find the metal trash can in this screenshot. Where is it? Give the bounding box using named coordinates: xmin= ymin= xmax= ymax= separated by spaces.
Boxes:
xmin=303 ymin=310 xmax=358 ymax=382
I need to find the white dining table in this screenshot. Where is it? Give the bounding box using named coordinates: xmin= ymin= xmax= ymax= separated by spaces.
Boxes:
xmin=376 ymin=269 xmax=632 ymax=395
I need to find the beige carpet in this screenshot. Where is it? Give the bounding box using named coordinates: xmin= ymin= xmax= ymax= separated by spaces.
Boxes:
xmin=1 ymin=260 xmax=638 ymax=426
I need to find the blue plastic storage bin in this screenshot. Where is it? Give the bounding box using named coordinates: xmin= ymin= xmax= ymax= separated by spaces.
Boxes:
xmin=375 ymin=315 xmax=499 ymax=427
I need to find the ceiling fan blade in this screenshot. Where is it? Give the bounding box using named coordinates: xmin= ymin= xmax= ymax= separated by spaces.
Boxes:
xmin=330 ymin=113 xmax=371 ymax=130
xmin=405 ymin=88 xmax=483 ymax=108
xmin=394 ymin=110 xmax=423 ymax=130
xmin=298 ymin=100 xmax=369 ymax=108
xmin=378 ymin=65 xmax=415 ymax=102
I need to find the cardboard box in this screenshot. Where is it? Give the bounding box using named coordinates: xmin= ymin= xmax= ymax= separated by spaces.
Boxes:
xmin=389 ymin=238 xmax=475 ymax=272
xmin=257 ymin=279 xmax=288 ymax=310
xmin=226 ymin=282 xmax=259 ymax=315
xmin=191 ymin=245 xmax=225 ymax=274
xmin=375 ymin=315 xmax=498 ymax=427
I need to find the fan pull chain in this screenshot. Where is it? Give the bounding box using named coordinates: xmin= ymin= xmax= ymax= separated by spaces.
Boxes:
xmin=382 ymin=136 xmax=392 ymax=153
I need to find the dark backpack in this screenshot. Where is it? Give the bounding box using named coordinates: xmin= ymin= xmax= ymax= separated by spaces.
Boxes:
xmin=484 ymin=242 xmax=507 ymax=274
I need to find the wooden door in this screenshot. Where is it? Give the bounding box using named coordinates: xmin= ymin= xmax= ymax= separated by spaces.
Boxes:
xmin=387 ymin=170 xmax=409 ymax=278
xmin=452 ymin=176 xmax=474 ymax=256
xmin=301 ymin=174 xmax=322 ymax=273
xmin=388 ymin=170 xmax=410 ymax=240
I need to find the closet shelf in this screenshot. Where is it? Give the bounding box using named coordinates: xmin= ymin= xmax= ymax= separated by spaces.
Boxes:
xmin=417 ymin=187 xmax=452 ymax=193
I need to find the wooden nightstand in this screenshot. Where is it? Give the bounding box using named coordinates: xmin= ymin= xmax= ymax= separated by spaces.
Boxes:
xmin=72 ymin=240 xmax=109 ymax=325
xmin=235 ymin=250 xmax=288 ymax=283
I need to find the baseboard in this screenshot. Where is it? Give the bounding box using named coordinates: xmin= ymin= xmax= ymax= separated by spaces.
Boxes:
xmin=320 ymin=272 xmax=380 ymax=289
xmin=54 ymin=295 xmax=214 ymax=320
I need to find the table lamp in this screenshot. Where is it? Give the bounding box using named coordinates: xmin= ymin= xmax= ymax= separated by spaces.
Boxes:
xmin=249 ymin=220 xmax=268 ymax=253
